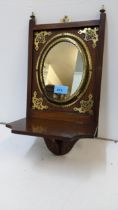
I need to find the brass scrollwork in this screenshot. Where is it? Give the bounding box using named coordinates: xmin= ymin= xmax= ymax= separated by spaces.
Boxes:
xmin=74 ymin=94 xmax=94 ymax=114
xmin=34 ymin=31 xmax=52 ymax=51
xmin=32 ymin=91 xmax=48 ymax=110
xmin=78 ymin=27 xmax=99 ymax=48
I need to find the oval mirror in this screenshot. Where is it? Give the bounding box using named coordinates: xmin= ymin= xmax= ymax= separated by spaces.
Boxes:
xmin=42 ymin=40 xmax=86 ymax=103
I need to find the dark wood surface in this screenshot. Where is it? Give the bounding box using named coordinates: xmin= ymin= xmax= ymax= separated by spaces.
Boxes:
xmin=33 ymin=20 xmax=100 ymax=30
xmin=94 ymin=10 xmax=106 ymax=123
xmin=6 ymin=118 xmax=96 ymax=155
xmin=26 ymin=14 xmax=35 ymax=118
xmin=6 ymin=118 xmax=96 ymax=140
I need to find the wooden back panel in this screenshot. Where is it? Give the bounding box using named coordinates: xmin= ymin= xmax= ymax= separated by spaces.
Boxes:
xmin=26 ymin=10 xmax=106 ymax=134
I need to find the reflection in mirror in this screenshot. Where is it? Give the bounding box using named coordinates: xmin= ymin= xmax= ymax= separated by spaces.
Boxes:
xmin=43 ymin=41 xmax=84 ymax=102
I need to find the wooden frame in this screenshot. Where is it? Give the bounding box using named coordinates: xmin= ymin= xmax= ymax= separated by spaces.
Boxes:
xmin=6 ymin=9 xmax=106 ymax=155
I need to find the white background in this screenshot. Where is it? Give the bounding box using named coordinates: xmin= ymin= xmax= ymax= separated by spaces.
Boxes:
xmin=0 ymin=0 xmax=118 ymax=140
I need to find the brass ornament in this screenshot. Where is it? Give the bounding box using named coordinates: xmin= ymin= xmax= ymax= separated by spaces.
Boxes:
xmin=34 ymin=31 xmax=52 ymax=51
xmin=60 ymin=16 xmax=71 ymax=23
xmin=32 ymin=91 xmax=48 ymax=110
xmin=74 ymin=94 xmax=94 ymax=114
xmin=78 ymin=27 xmax=99 ymax=48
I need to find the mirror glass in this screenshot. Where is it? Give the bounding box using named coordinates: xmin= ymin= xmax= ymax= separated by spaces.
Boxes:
xmin=43 ymin=41 xmax=85 ymax=102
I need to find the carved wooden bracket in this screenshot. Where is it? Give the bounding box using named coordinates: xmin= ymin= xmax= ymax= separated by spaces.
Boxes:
xmin=44 ymin=138 xmax=78 ymax=155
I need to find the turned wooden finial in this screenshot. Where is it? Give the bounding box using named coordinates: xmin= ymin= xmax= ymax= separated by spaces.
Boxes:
xmin=30 ymin=12 xmax=35 ymax=19
xmin=100 ymin=5 xmax=105 ymax=13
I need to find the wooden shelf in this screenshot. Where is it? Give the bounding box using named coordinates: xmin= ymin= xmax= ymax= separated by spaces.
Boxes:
xmin=6 ymin=118 xmax=96 ymax=140
xmin=6 ymin=118 xmax=96 ymax=155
